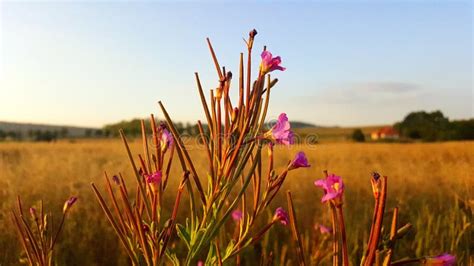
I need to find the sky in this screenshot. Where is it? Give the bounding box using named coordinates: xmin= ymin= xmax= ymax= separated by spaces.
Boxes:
xmin=0 ymin=0 xmax=472 ymax=127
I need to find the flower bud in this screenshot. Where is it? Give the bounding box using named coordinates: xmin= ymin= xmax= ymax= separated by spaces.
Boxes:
xmin=29 ymin=207 xmax=37 ymax=220
xmin=63 ymin=196 xmax=78 ymax=214
xmin=231 ymin=210 xmax=243 ymax=222
xmin=288 ymin=151 xmax=310 ymax=170
xmin=146 ymin=171 xmax=162 ymax=194
xmin=231 ymin=107 xmax=239 ymax=123
xmin=273 ymin=207 xmax=289 ymax=226
xmin=370 ymin=172 xmax=382 ymax=198
xmin=424 ymin=253 xmax=455 ymax=265
xmin=249 ymin=29 xmax=258 ymax=38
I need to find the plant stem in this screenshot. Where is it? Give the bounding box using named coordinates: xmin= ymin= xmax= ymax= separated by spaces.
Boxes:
xmin=390 ymin=258 xmax=423 ymax=265
xmin=364 ymin=176 xmax=388 ymax=266
xmin=383 ymin=207 xmax=399 ymax=266
xmin=330 ymin=203 xmax=339 ymax=266
xmin=287 ymin=191 xmax=306 ymax=266
xmin=336 ymin=205 xmax=349 ymax=266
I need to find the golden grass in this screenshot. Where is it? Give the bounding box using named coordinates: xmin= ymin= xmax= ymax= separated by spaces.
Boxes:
xmin=0 ymin=140 xmax=472 ymax=264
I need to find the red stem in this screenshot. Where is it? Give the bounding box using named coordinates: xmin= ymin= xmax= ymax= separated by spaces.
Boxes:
xmin=364 ymin=176 xmax=388 ymax=266
xmin=337 ymin=206 xmax=349 ymax=266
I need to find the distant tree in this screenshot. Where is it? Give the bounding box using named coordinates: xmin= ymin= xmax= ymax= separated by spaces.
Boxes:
xmin=60 ymin=127 xmax=69 ymax=138
xmin=0 ymin=130 xmax=6 ymax=140
xmin=175 ymin=122 xmax=184 ymax=134
xmin=85 ymin=129 xmax=93 ymax=138
xmin=43 ymin=130 xmax=56 ymax=142
xmin=94 ymin=129 xmax=103 ymax=137
xmin=395 ymin=110 xmax=449 ymax=141
xmin=33 ymin=130 xmax=42 ymax=141
xmin=103 ymin=129 xmax=112 ymax=137
xmin=103 ymin=118 xmax=202 ymax=138
xmin=27 ymin=129 xmax=35 ymax=139
xmin=448 ymin=119 xmax=474 ymax=140
xmin=31 ymin=130 xmax=56 ymax=142
xmin=103 ymin=119 xmax=142 ymax=137
xmin=352 ymin=129 xmax=365 ymax=142
xmin=6 ymin=131 xmax=22 ymax=140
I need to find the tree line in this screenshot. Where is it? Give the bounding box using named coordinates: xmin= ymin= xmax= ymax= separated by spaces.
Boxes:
xmin=352 ymin=110 xmax=473 ymax=142
xmin=0 ymin=128 xmax=104 ymax=142
xmin=394 ymin=110 xmax=473 ymax=141
xmin=102 ymin=119 xmax=204 ymax=137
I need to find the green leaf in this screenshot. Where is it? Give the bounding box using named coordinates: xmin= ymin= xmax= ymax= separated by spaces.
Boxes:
xmin=207 ymin=173 xmax=213 ymax=195
xmin=176 ymin=223 xmax=191 ymax=250
xmin=165 ymin=250 xmax=180 ymax=266
xmin=205 ymin=244 xmax=217 ymax=266
xmin=223 ymin=240 xmax=235 ymax=259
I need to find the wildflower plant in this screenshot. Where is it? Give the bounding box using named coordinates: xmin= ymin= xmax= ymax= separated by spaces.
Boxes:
xmin=86 ymin=28 xmax=458 ymax=266
xmin=91 ymin=29 xmax=308 ymax=265
xmin=11 ymin=196 xmax=77 ymax=265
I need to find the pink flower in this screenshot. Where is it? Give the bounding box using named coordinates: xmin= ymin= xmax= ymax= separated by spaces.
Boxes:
xmin=146 ymin=171 xmax=162 ymax=184
xmin=273 ymin=207 xmax=289 ymax=226
xmin=232 ymin=210 xmax=243 ymax=222
xmin=314 ymin=174 xmax=344 ymax=203
xmin=260 ymin=50 xmax=286 ymax=74
xmin=425 ymin=253 xmax=456 ymax=266
xmin=197 ymin=261 xmax=204 ymax=266
xmin=146 ymin=171 xmax=162 ymax=193
xmin=289 ymin=152 xmax=310 ymax=170
xmin=161 ymin=128 xmax=174 ymax=152
xmin=29 ymin=207 xmax=37 ymax=220
xmin=315 ymin=224 xmax=332 ymax=234
xmin=63 ymin=196 xmax=78 ymax=213
xmin=265 ymin=113 xmax=295 ymax=146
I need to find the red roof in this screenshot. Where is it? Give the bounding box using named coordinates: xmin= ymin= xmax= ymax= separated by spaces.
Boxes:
xmin=373 ymin=126 xmax=399 ymax=136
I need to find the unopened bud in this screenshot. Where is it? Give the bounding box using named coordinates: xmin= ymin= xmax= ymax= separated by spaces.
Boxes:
xmin=370 ymin=172 xmax=382 ymax=198
xmin=29 ymin=207 xmax=37 ymax=220
xmin=231 ymin=107 xmax=239 ymax=123
xmin=63 ymin=196 xmax=78 ymax=214
xmin=112 ymin=175 xmax=120 ymax=185
xmin=372 ymin=172 xmax=381 ymax=181
xmin=145 ymin=171 xmax=162 ymax=194
xmin=249 ymin=29 xmax=258 ymax=38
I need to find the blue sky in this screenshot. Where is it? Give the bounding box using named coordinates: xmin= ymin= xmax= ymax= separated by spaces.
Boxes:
xmin=0 ymin=1 xmax=472 ymax=127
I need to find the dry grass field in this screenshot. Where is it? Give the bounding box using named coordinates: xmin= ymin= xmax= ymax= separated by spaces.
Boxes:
xmin=0 ymin=139 xmax=472 ymax=265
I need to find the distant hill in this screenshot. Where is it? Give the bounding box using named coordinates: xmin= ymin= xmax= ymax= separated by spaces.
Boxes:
xmin=0 ymin=121 xmax=100 ymax=139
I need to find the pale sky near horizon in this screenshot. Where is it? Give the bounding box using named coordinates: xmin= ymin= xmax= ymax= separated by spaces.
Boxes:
xmin=0 ymin=1 xmax=472 ymax=128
